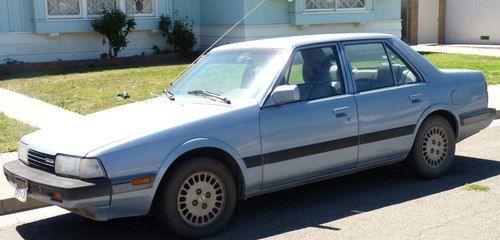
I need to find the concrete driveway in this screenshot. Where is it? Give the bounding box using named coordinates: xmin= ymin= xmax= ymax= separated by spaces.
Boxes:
xmin=0 ymin=125 xmax=499 ymax=240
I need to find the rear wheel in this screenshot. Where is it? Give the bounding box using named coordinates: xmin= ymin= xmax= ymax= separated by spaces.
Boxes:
xmin=156 ymin=157 xmax=237 ymax=239
xmin=408 ymin=116 xmax=456 ymax=179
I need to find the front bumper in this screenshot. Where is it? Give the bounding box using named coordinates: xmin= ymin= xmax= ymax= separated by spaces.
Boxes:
xmin=3 ymin=160 xmax=112 ymax=221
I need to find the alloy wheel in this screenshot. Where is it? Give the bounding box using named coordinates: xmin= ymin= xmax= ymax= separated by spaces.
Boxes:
xmin=421 ymin=126 xmax=449 ymax=168
xmin=176 ymin=171 xmax=226 ymax=227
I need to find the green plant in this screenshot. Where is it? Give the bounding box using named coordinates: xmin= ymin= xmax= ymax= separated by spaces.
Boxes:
xmin=91 ymin=9 xmax=136 ymax=58
xmin=3 ymin=58 xmax=24 ymax=65
xmin=159 ymin=13 xmax=197 ymax=53
xmin=464 ymin=183 xmax=490 ymax=192
xmin=152 ymin=45 xmax=171 ymax=54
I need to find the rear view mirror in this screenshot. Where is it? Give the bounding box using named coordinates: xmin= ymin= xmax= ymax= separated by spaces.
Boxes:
xmin=271 ymin=85 xmax=300 ymax=105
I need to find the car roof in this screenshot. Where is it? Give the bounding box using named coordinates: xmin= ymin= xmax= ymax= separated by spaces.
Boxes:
xmin=213 ymin=33 xmax=395 ymax=51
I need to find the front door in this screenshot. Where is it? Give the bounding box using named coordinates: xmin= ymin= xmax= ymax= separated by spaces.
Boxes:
xmin=342 ymin=41 xmax=430 ymax=166
xmin=260 ymin=45 xmax=359 ymax=188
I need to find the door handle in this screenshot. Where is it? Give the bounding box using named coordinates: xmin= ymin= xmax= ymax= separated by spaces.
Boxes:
xmin=333 ymin=107 xmax=348 ymax=117
xmin=409 ymin=94 xmax=422 ymax=103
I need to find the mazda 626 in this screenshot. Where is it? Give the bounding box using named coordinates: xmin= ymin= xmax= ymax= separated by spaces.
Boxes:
xmin=4 ymin=33 xmax=495 ymax=239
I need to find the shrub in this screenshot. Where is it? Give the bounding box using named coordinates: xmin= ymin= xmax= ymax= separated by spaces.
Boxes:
xmin=92 ymin=9 xmax=136 ymax=58
xmin=2 ymin=58 xmax=24 ymax=65
xmin=159 ymin=13 xmax=197 ymax=53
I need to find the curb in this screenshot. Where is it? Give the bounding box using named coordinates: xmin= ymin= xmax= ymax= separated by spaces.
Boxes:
xmin=0 ymin=197 xmax=49 ymax=216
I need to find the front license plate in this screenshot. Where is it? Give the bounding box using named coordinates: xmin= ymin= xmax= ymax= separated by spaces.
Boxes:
xmin=14 ymin=177 xmax=28 ymax=202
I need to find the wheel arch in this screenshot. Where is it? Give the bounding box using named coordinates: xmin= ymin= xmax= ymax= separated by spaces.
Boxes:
xmin=150 ymin=138 xmax=247 ymax=213
xmin=414 ymin=105 xmax=460 ymax=143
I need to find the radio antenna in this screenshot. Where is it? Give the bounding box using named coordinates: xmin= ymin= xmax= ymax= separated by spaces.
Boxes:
xmin=169 ymin=0 xmax=269 ymax=83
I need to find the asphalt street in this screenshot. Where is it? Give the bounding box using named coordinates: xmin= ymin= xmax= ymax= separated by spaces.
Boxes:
xmin=0 ymin=124 xmax=499 ymax=240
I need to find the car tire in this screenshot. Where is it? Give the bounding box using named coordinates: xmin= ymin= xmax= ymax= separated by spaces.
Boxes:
xmin=156 ymin=157 xmax=237 ymax=239
xmin=407 ymin=116 xmax=456 ymax=179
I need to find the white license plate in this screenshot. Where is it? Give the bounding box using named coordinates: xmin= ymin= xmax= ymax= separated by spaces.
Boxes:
xmin=14 ymin=177 xmax=28 ymax=202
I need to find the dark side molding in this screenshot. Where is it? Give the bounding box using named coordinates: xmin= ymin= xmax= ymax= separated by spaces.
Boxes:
xmin=243 ymin=124 xmax=416 ymax=168
xmin=459 ymin=108 xmax=496 ymax=126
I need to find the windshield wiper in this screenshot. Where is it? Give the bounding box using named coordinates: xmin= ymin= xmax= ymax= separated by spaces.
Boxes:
xmin=163 ymin=89 xmax=175 ymax=101
xmin=188 ymin=90 xmax=231 ymax=104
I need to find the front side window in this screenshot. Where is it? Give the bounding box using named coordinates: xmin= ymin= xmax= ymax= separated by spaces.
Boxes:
xmin=285 ymin=46 xmax=344 ymax=101
xmin=305 ymin=0 xmax=366 ymax=11
xmin=344 ymin=43 xmax=395 ymax=92
xmin=47 ymin=0 xmax=81 ymax=16
xmin=170 ymin=49 xmax=285 ymax=102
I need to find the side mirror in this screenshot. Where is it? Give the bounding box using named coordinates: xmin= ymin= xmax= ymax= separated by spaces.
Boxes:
xmin=271 ymin=85 xmax=300 ymax=105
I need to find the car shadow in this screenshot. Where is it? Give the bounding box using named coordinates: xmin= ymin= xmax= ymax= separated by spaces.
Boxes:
xmin=15 ymin=155 xmax=500 ymax=240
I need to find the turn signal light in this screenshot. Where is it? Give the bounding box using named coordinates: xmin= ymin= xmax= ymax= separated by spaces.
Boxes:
xmin=132 ymin=177 xmax=152 ymax=186
xmin=53 ymin=192 xmax=63 ymax=202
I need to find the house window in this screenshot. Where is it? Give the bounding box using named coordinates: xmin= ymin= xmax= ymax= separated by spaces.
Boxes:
xmin=87 ymin=0 xmax=117 ymax=15
xmin=46 ymin=0 xmax=155 ymax=18
xmin=47 ymin=0 xmax=81 ymax=17
xmin=305 ymin=0 xmax=366 ymax=11
xmin=125 ymin=0 xmax=154 ymax=15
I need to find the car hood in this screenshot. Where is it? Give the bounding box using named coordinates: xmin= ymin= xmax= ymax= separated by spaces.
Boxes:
xmin=22 ymin=97 xmax=232 ymax=156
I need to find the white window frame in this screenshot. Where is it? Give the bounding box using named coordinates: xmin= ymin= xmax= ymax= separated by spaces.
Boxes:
xmin=304 ymin=0 xmax=367 ymax=12
xmin=46 ymin=0 xmax=83 ymax=19
xmin=85 ymin=0 xmax=119 ymax=18
xmin=46 ymin=0 xmax=156 ymax=19
xmin=121 ymin=0 xmax=156 ymax=17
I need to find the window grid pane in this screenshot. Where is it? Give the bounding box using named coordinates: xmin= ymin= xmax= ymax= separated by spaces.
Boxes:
xmin=125 ymin=0 xmax=153 ymax=14
xmin=87 ymin=0 xmax=117 ymax=15
xmin=337 ymin=0 xmax=365 ymax=9
xmin=305 ymin=0 xmax=366 ymax=10
xmin=47 ymin=0 xmax=81 ymax=16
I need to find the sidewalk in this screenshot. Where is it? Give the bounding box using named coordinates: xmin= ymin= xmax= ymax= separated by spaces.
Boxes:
xmin=0 ymin=153 xmax=48 ymax=215
xmin=412 ymin=44 xmax=500 ymax=57
xmin=0 ymin=88 xmax=82 ymax=129
xmin=0 ymin=88 xmax=81 ymax=215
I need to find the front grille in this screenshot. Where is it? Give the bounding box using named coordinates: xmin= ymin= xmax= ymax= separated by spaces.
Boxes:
xmin=27 ymin=149 xmax=56 ymax=173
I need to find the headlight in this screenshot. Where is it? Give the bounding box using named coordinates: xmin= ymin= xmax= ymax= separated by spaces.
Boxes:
xmin=55 ymin=155 xmax=106 ymax=179
xmin=18 ymin=142 xmax=28 ymax=165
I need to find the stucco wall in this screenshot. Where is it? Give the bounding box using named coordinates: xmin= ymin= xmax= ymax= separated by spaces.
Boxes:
xmin=445 ymin=0 xmax=500 ymax=44
xmin=198 ymin=20 xmax=402 ymax=48
xmin=0 ymin=0 xmax=33 ymax=32
xmin=0 ymin=0 xmax=402 ymax=62
xmin=0 ymin=31 xmax=170 ymax=63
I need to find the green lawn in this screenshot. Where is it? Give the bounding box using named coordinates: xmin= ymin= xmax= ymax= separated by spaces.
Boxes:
xmin=0 ymin=114 xmax=37 ymax=153
xmin=0 ymin=65 xmax=188 ymax=115
xmin=422 ymin=53 xmax=500 ymax=85
xmin=0 ymin=53 xmax=498 ymax=115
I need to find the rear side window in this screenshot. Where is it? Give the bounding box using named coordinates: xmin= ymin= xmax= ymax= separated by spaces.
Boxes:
xmin=385 ymin=47 xmax=420 ymax=85
xmin=344 ymin=43 xmax=395 ymax=92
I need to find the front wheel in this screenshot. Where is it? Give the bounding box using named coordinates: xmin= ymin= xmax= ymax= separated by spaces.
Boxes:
xmin=407 ymin=116 xmax=456 ymax=179
xmin=156 ymin=157 xmax=237 ymax=239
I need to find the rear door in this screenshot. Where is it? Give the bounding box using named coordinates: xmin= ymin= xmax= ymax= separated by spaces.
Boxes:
xmin=341 ymin=41 xmax=430 ymax=166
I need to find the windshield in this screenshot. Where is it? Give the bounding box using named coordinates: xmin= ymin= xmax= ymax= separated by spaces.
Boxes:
xmin=170 ymin=48 xmax=284 ymax=102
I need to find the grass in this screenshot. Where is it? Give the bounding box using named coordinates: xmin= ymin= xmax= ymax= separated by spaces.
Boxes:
xmin=0 ymin=53 xmax=498 ymax=115
xmin=422 ymin=53 xmax=500 ymax=85
xmin=464 ymin=183 xmax=490 ymax=192
xmin=0 ymin=65 xmax=188 ymax=115
xmin=0 ymin=114 xmax=37 ymax=153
